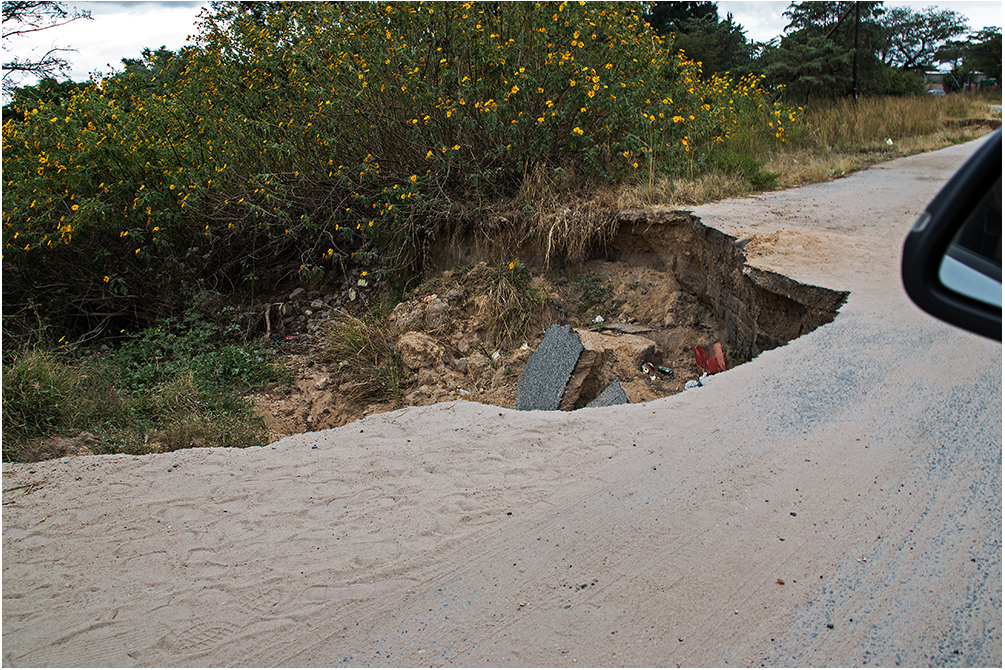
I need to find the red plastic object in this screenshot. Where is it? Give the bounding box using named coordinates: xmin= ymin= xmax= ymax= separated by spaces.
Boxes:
xmin=694 ymin=343 xmax=726 ymax=374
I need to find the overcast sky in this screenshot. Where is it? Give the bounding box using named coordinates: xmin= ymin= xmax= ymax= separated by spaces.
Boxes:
xmin=4 ymin=0 xmax=1003 ymax=90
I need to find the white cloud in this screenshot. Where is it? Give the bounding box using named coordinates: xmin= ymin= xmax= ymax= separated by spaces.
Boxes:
xmin=4 ymin=0 xmax=1001 ymax=92
xmin=3 ymin=1 xmax=208 ymax=89
xmin=720 ymin=0 xmax=1003 ymax=44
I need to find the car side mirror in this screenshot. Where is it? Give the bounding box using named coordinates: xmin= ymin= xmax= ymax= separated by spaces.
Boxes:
xmin=902 ymin=128 xmax=1001 ymax=341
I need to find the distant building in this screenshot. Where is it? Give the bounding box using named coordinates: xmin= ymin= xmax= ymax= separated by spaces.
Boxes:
xmin=924 ymin=70 xmax=989 ymax=94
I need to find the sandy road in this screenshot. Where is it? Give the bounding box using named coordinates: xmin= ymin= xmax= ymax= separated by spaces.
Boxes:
xmin=3 ymin=135 xmax=1000 ymax=667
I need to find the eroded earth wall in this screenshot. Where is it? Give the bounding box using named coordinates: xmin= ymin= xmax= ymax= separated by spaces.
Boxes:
xmin=610 ymin=211 xmax=848 ymax=357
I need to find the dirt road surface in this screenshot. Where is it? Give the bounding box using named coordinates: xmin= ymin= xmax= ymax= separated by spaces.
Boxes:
xmin=4 ymin=135 xmax=1000 ymax=667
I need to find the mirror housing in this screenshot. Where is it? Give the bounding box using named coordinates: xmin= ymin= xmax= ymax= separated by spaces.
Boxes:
xmin=902 ymin=129 xmax=1002 ymax=341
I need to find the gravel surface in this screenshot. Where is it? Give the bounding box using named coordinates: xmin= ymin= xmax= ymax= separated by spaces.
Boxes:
xmin=3 ymin=135 xmax=1000 ymax=667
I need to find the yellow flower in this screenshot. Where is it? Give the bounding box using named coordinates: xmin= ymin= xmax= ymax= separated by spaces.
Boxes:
xmin=71 ymin=204 xmax=79 ymax=211
xmin=573 ymin=127 xmax=584 ymax=135
xmin=103 ymin=275 xmax=110 ymax=283
xmin=410 ymin=174 xmax=418 ymax=183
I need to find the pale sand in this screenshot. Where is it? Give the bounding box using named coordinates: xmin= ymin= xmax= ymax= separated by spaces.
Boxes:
xmin=3 ymin=137 xmax=1000 ymax=667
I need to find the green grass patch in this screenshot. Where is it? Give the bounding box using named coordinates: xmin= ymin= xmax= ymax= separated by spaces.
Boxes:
xmin=2 ymin=307 xmax=287 ymax=462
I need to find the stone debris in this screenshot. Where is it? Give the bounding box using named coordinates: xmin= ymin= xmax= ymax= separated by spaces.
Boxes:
xmin=396 ymin=331 xmax=447 ymax=371
xmin=585 ymin=381 xmax=629 ymax=408
xmin=591 ymin=323 xmax=654 ymax=334
xmin=515 ymin=325 xmax=584 ymax=411
xmin=516 ymin=325 xmax=662 ymax=411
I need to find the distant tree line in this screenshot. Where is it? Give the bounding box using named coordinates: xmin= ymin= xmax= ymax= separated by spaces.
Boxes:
xmin=4 ymin=1 xmax=1000 ymax=114
xmin=644 ymin=1 xmax=1001 ymax=103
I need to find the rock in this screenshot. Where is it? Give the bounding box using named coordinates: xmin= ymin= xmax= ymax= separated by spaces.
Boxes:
xmin=314 ymin=377 xmax=329 ymax=390
xmin=515 ymin=325 xmax=584 ymax=411
xmin=452 ymin=358 xmax=468 ymax=375
xmin=416 ymin=368 xmax=439 ymax=387
xmin=389 ymin=300 xmax=424 ymax=330
xmin=443 ymin=286 xmax=465 ymax=302
xmin=576 ymin=329 xmax=659 ymax=380
xmin=584 ymin=381 xmax=629 ymax=408
xmin=396 ymin=331 xmax=446 ymax=370
xmin=424 ymin=297 xmax=449 ymax=330
xmin=289 ymin=287 xmax=306 ymax=300
xmin=310 ymin=299 xmax=325 ymax=309
xmin=466 ymin=351 xmax=491 ymax=378
xmin=555 ymin=329 xmax=659 ymax=410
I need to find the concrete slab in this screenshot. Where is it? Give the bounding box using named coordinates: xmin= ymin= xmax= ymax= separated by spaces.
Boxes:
xmin=584 ymin=380 xmax=629 ymax=408
xmin=514 ymin=324 xmax=583 ymax=411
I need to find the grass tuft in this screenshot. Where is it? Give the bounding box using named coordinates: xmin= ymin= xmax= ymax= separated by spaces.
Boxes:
xmin=321 ymin=306 xmax=411 ymax=405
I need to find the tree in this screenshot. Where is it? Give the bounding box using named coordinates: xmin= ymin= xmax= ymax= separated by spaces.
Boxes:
xmin=878 ymin=6 xmax=969 ymax=71
xmin=757 ymin=1 xmax=886 ymax=101
xmin=2 ymin=0 xmax=91 ymax=94
xmin=942 ymin=26 xmax=1002 ymax=92
xmin=118 ymin=46 xmax=188 ymax=94
xmin=963 ymin=27 xmax=1002 ymax=82
xmin=646 ymin=1 xmax=752 ymax=75
xmin=646 ymin=1 xmax=717 ymax=36
xmin=782 ymin=1 xmax=873 ymax=32
xmin=757 ymin=32 xmax=855 ymax=103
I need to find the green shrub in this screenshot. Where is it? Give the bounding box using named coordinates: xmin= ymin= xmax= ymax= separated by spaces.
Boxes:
xmin=712 ymin=148 xmax=778 ymax=190
xmin=2 ymin=1 xmax=793 ymax=339
xmin=1 ymin=309 xmax=285 ymax=461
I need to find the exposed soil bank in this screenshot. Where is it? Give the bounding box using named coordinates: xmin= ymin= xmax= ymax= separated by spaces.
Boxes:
xmin=599 ymin=211 xmax=848 ymax=358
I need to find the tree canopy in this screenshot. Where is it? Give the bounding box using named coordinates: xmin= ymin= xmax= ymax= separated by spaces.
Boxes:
xmin=645 ymin=1 xmax=752 ymax=76
xmin=877 ymin=5 xmax=969 ymax=71
xmin=753 ymin=1 xmax=985 ymax=101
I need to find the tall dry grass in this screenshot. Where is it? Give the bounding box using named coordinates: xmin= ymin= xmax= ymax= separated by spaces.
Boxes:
xmin=636 ymin=92 xmax=1001 ymax=202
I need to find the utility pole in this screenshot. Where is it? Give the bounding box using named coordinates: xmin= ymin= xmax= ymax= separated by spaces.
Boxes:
xmin=852 ymin=1 xmax=860 ymax=103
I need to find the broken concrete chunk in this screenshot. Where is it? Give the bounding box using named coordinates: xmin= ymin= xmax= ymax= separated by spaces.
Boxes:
xmin=585 ymin=381 xmax=629 ymax=408
xmin=559 ymin=346 xmax=605 ymax=411
xmin=515 ymin=325 xmax=583 ymax=411
xmin=560 ymin=329 xmax=659 ymax=410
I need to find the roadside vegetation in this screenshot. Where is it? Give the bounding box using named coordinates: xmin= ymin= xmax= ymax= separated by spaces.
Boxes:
xmin=2 ymin=301 xmax=287 ymax=461
xmin=3 ymin=1 xmax=1001 ymax=461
